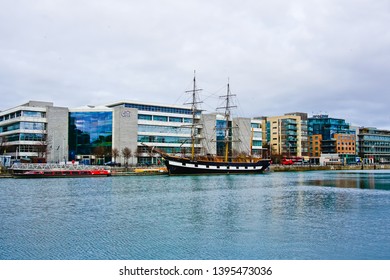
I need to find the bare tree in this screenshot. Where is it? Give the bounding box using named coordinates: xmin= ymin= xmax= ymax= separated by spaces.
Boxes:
xmin=0 ymin=136 xmax=6 ymax=155
xmin=133 ymin=147 xmax=142 ymax=166
xmin=122 ymin=147 xmax=132 ymax=167
xmin=112 ymin=148 xmax=119 ymax=163
xmin=36 ymin=133 xmax=51 ymax=162
xmin=94 ymin=146 xmax=105 ymax=165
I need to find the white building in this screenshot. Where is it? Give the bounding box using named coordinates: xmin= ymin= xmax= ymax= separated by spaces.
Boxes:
xmin=0 ymin=101 xmax=68 ymax=163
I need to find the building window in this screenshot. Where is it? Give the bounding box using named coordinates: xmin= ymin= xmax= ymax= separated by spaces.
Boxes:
xmin=124 ymin=103 xmax=197 ymax=115
xmin=153 ymin=115 xmax=168 ymax=122
xmin=138 ymin=124 xmax=191 ymax=134
xmin=138 ymin=114 xmax=152 ymax=120
xmin=169 ymin=117 xmax=182 ymax=122
xmin=22 ymin=111 xmax=45 ymax=118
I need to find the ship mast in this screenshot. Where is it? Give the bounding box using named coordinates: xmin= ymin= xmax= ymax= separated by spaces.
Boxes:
xmin=185 ymin=71 xmax=202 ymax=160
xmin=218 ymin=80 xmax=237 ymax=162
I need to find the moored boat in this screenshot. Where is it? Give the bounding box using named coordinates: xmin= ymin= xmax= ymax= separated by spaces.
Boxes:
xmin=11 ymin=163 xmax=111 ymax=178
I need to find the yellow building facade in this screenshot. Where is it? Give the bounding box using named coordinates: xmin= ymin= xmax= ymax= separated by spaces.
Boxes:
xmin=265 ymin=115 xmax=302 ymax=157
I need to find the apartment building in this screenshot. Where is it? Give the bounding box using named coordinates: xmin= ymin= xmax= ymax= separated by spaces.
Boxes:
xmin=265 ymin=114 xmax=303 ymax=157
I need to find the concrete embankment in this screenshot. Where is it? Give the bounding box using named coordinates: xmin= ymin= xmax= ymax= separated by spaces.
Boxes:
xmin=270 ymin=164 xmax=390 ymax=172
xmin=2 ymin=165 xmax=389 ymax=178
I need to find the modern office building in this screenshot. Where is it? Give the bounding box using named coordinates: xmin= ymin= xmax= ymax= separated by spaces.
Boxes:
xmin=1 ymin=99 xmax=263 ymax=165
xmin=68 ymin=105 xmax=113 ymax=165
xmin=0 ymin=101 xmax=68 ymax=163
xmin=358 ymin=127 xmax=390 ymax=163
xmin=68 ymin=100 xmax=202 ymax=165
xmin=308 ymin=114 xmax=356 ymax=157
xmin=200 ymin=113 xmax=263 ymax=159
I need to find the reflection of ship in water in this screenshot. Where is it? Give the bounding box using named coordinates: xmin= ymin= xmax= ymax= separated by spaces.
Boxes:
xmin=307 ymin=171 xmax=390 ymax=190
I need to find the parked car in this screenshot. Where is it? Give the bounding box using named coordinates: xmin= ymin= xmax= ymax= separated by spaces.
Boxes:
xmin=104 ymin=162 xmax=121 ymax=167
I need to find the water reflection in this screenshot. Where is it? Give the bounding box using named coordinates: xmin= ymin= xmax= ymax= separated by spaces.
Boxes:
xmin=307 ymin=171 xmax=390 ymax=190
xmin=2 ymin=172 xmax=390 ymax=260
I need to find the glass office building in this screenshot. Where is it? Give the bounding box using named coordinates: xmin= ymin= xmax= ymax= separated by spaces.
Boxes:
xmin=358 ymin=127 xmax=390 ymax=163
xmin=308 ymin=114 xmax=355 ymax=155
xmin=2 ymin=99 xmax=261 ymax=166
xmin=68 ymin=111 xmax=112 ymax=164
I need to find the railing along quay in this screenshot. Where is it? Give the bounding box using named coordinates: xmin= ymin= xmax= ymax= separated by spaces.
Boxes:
xmin=10 ymin=163 xmax=110 ymax=171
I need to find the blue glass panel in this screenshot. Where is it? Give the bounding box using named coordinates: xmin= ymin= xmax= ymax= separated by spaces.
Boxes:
xmin=68 ymin=111 xmax=113 ymax=160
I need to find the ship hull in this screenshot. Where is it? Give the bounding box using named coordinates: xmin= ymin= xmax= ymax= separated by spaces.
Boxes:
xmin=12 ymin=170 xmax=111 ymax=178
xmin=164 ymin=156 xmax=270 ymax=175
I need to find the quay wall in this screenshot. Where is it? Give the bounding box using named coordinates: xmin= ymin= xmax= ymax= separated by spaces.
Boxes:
xmin=270 ymin=164 xmax=390 ymax=172
xmin=2 ymin=164 xmax=390 ymax=178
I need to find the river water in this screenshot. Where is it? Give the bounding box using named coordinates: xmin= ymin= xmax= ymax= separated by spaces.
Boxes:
xmin=1 ymin=170 xmax=389 ymax=260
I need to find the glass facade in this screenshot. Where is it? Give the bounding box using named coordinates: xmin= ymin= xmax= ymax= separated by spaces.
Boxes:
xmin=0 ymin=122 xmax=45 ymax=133
xmin=138 ymin=114 xmax=152 ymax=120
xmin=68 ymin=111 xmax=112 ymax=161
xmin=308 ymin=115 xmax=353 ymax=140
xmin=153 ymin=115 xmax=168 ymax=122
xmin=138 ymin=114 xmax=191 ymax=124
xmin=22 ymin=111 xmax=46 ymax=118
xmin=216 ymin=119 xmax=227 ymax=156
xmin=124 ymin=103 xmax=197 ymax=115
xmin=137 ymin=135 xmax=191 ymax=144
xmin=358 ymin=127 xmax=390 ymax=163
xmin=138 ymin=124 xmax=191 ymax=134
xmin=281 ymin=118 xmax=298 ymax=155
xmin=252 ymin=140 xmax=262 ymax=147
xmin=0 ymin=110 xmax=44 ymax=122
xmin=308 ymin=115 xmax=355 ymax=155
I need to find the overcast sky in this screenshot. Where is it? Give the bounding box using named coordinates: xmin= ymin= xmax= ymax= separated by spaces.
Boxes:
xmin=1 ymin=0 xmax=390 ymax=128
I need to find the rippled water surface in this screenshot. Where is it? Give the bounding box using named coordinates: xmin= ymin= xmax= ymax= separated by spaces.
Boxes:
xmin=1 ymin=170 xmax=390 ymax=260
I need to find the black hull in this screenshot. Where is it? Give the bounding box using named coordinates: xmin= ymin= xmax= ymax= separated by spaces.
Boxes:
xmin=164 ymin=156 xmax=270 ymax=175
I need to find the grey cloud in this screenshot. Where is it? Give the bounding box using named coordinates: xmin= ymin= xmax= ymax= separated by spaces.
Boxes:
xmin=1 ymin=0 xmax=390 ymax=128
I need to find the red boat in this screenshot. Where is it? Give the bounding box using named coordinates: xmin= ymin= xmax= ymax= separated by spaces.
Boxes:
xmin=11 ymin=164 xmax=111 ymax=178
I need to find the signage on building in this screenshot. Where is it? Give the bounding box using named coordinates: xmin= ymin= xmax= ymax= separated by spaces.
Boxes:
xmin=121 ymin=110 xmax=131 ymax=118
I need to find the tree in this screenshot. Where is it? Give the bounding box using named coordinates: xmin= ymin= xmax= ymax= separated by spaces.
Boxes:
xmin=34 ymin=126 xmax=53 ymax=162
xmin=112 ymin=148 xmax=119 ymax=163
xmin=0 ymin=136 xmax=6 ymax=155
xmin=94 ymin=146 xmax=106 ymax=165
xmin=133 ymin=147 xmax=142 ymax=166
xmin=122 ymin=147 xmax=132 ymax=167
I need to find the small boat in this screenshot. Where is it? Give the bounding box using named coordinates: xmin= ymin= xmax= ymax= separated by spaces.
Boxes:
xmin=150 ymin=74 xmax=271 ymax=175
xmin=11 ymin=163 xmax=111 ymax=178
xmin=134 ymin=167 xmax=167 ymax=174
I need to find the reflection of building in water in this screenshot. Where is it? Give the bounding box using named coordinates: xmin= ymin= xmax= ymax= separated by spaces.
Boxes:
xmin=309 ymin=172 xmax=388 ymax=190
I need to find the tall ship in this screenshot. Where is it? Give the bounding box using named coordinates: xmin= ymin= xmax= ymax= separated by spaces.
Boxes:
xmin=154 ymin=74 xmax=271 ymax=175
